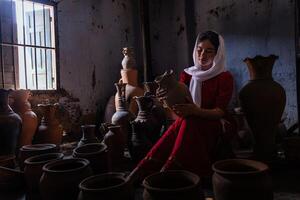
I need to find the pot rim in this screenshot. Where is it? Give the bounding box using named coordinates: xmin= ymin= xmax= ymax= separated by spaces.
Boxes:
xmin=24 ymin=153 xmax=64 ymax=165
xmin=20 ymin=143 xmax=57 ymax=151
xmin=73 ymin=143 xmax=107 ymax=156
xmin=142 ymin=170 xmax=200 ymax=192
xmin=79 ymin=172 xmax=127 ymax=191
xmin=212 ymin=159 xmax=269 ymax=175
xmin=42 ymin=158 xmax=90 ymax=173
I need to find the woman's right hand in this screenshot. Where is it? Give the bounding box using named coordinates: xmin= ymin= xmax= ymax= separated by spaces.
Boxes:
xmin=156 ymin=88 xmax=168 ymax=103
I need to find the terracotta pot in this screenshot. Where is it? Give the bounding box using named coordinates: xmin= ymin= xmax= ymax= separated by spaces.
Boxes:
xmin=0 ymin=89 xmax=22 ymax=156
xmin=103 ymin=125 xmax=125 ymax=167
xmin=121 ymin=47 xmax=136 ymax=70
xmin=0 ymin=155 xmax=16 ymax=168
xmin=154 ymin=70 xmax=192 ymax=108
xmin=77 ymin=172 xmax=133 ymax=200
xmin=239 ymin=55 xmax=286 ymax=161
xmin=73 ymin=143 xmax=109 ymax=174
xmin=212 ymin=159 xmax=273 ymax=200
xmin=112 ymin=83 xmax=134 ymax=146
xmin=143 ymin=170 xmax=204 ymax=200
xmin=40 ymin=158 xmax=93 ymax=200
xmin=34 ymin=103 xmax=63 ymax=145
xmin=11 ymin=89 xmax=38 ymax=147
xmin=18 ymin=143 xmax=58 ymax=170
xmin=0 ymin=166 xmax=25 ymax=191
xmin=77 ymin=125 xmax=100 ymax=147
xmin=24 ymin=153 xmax=64 ymax=194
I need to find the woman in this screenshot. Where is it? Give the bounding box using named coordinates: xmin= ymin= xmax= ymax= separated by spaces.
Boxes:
xmin=128 ymin=30 xmax=235 ymax=181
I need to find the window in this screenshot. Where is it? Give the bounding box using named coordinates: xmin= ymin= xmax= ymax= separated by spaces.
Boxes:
xmin=0 ymin=0 xmax=58 ymax=90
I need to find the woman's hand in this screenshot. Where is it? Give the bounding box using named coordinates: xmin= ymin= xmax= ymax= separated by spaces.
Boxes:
xmin=172 ymin=103 xmax=200 ymax=118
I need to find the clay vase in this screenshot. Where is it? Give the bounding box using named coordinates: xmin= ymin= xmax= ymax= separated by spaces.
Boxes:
xmin=18 ymin=143 xmax=58 ymax=170
xmin=0 ymin=89 xmax=22 ymax=156
xmin=212 ymin=159 xmax=273 ymax=200
xmin=34 ymin=103 xmax=63 ymax=145
xmin=239 ymin=55 xmax=286 ymax=161
xmin=24 ymin=153 xmax=64 ymax=195
xmin=11 ymin=89 xmax=38 ymax=147
xmin=143 ymin=170 xmax=204 ymax=200
xmin=73 ymin=143 xmax=109 ymax=174
xmin=77 ymin=125 xmax=100 ymax=147
xmin=155 ymin=70 xmax=192 ymax=108
xmin=103 ymin=125 xmax=125 ymax=167
xmin=77 ymin=172 xmax=133 ymax=200
xmin=112 ymin=82 xmax=134 ymax=146
xmin=121 ymin=47 xmax=136 ymax=70
xmin=40 ymin=158 xmax=93 ymax=200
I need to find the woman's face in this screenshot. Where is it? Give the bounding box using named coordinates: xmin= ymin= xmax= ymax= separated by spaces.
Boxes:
xmin=197 ymin=39 xmax=217 ymax=70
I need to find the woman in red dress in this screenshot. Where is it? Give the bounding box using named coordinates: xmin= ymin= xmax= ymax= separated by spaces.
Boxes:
xmin=128 ymin=30 xmax=235 ymax=180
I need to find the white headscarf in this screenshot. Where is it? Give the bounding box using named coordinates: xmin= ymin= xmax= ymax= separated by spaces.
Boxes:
xmin=184 ymin=32 xmax=226 ymax=107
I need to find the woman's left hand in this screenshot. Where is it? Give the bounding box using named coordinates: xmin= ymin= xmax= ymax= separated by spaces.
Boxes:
xmin=172 ymin=103 xmax=200 ymax=118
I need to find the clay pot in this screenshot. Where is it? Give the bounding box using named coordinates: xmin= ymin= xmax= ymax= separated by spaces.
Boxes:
xmin=34 ymin=103 xmax=63 ymax=145
xmin=239 ymin=55 xmax=286 ymax=161
xmin=103 ymin=95 xmax=116 ymax=123
xmin=40 ymin=158 xmax=93 ymax=200
xmin=143 ymin=170 xmax=204 ymax=200
xmin=0 ymin=166 xmax=25 ymax=191
xmin=77 ymin=172 xmax=133 ymax=200
xmin=0 ymin=89 xmax=22 ymax=156
xmin=11 ymin=89 xmax=38 ymax=147
xmin=18 ymin=143 xmax=58 ymax=170
xmin=154 ymin=70 xmax=192 ymax=108
xmin=77 ymin=125 xmax=100 ymax=147
xmin=73 ymin=143 xmax=109 ymax=174
xmin=0 ymin=155 xmax=16 ymax=168
xmin=103 ymin=125 xmax=125 ymax=167
xmin=121 ymin=47 xmax=136 ymax=70
xmin=24 ymin=153 xmax=64 ymax=194
xmin=112 ymin=82 xmax=134 ymax=146
xmin=212 ymin=159 xmax=273 ymax=200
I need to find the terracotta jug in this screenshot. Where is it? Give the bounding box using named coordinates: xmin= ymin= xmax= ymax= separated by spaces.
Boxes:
xmin=0 ymin=89 xmax=22 ymax=156
xmin=155 ymin=70 xmax=192 ymax=108
xmin=112 ymin=83 xmax=134 ymax=146
xmin=77 ymin=172 xmax=133 ymax=200
xmin=143 ymin=170 xmax=204 ymax=200
xmin=11 ymin=89 xmax=38 ymax=147
xmin=40 ymin=158 xmax=93 ymax=200
xmin=121 ymin=47 xmax=136 ymax=70
xmin=212 ymin=159 xmax=273 ymax=200
xmin=239 ymin=55 xmax=286 ymax=161
xmin=34 ymin=103 xmax=63 ymax=145
xmin=77 ymin=125 xmax=100 ymax=147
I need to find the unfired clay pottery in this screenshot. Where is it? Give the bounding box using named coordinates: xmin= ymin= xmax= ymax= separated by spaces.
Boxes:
xmin=11 ymin=89 xmax=38 ymax=147
xmin=239 ymin=55 xmax=286 ymax=161
xmin=212 ymin=159 xmax=273 ymax=200
xmin=34 ymin=103 xmax=63 ymax=145
xmin=77 ymin=172 xmax=133 ymax=200
xmin=40 ymin=158 xmax=93 ymax=200
xmin=155 ymin=70 xmax=192 ymax=108
xmin=77 ymin=125 xmax=100 ymax=147
xmin=143 ymin=170 xmax=204 ymax=200
xmin=0 ymin=89 xmax=22 ymax=156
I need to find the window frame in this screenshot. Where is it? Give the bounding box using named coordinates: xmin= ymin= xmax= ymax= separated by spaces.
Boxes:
xmin=0 ymin=0 xmax=60 ymax=92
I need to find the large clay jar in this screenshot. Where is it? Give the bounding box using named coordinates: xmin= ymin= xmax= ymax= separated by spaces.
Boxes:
xmin=212 ymin=159 xmax=273 ymax=200
xmin=103 ymin=125 xmax=125 ymax=168
xmin=34 ymin=103 xmax=63 ymax=145
xmin=11 ymin=89 xmax=38 ymax=147
xmin=155 ymin=70 xmax=192 ymax=108
xmin=143 ymin=170 xmax=204 ymax=200
xmin=18 ymin=143 xmax=58 ymax=170
xmin=24 ymin=153 xmax=64 ymax=195
xmin=0 ymin=89 xmax=22 ymax=156
xmin=73 ymin=143 xmax=109 ymax=174
xmin=77 ymin=172 xmax=133 ymax=200
xmin=77 ymin=125 xmax=100 ymax=147
xmin=40 ymin=158 xmax=93 ymax=200
xmin=112 ymin=83 xmax=134 ymax=146
xmin=239 ymin=55 xmax=286 ymax=161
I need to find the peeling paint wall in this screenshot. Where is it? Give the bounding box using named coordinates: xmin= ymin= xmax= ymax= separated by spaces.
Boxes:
xmin=148 ymin=0 xmax=298 ymax=127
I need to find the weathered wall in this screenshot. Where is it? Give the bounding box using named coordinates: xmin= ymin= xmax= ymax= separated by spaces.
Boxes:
xmin=148 ymin=0 xmax=298 ymax=127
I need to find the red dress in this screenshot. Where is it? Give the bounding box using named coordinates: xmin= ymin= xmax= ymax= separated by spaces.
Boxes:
xmin=136 ymin=71 xmax=235 ymax=177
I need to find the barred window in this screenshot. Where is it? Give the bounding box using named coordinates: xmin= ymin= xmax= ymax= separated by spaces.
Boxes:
xmin=0 ymin=0 xmax=58 ymax=90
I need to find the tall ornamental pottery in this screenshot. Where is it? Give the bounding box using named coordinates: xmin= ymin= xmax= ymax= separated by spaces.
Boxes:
xmin=77 ymin=125 xmax=100 ymax=147
xmin=11 ymin=89 xmax=38 ymax=146
xmin=212 ymin=159 xmax=273 ymax=200
xmin=0 ymin=89 xmax=22 ymax=156
xmin=239 ymin=55 xmax=286 ymax=161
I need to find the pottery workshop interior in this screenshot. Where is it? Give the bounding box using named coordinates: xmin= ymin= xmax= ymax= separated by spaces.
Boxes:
xmin=0 ymin=0 xmax=300 ymax=199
